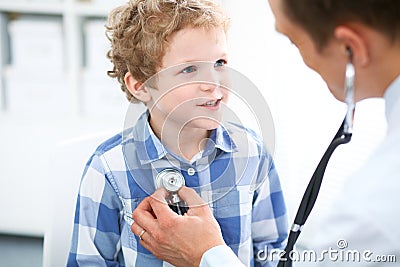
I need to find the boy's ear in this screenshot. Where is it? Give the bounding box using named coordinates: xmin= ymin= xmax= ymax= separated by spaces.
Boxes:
xmin=124 ymin=72 xmax=152 ymax=103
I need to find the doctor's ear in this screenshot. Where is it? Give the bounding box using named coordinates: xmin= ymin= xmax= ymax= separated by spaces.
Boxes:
xmin=334 ymin=25 xmax=369 ymax=66
xmin=346 ymin=47 xmax=353 ymax=62
xmin=124 ymin=72 xmax=152 ymax=103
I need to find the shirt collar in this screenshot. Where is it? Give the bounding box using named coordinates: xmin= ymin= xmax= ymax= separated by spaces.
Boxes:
xmin=132 ymin=111 xmax=168 ymax=164
xmin=131 ymin=111 xmax=237 ymax=164
xmin=384 ymin=75 xmax=400 ymax=133
xmin=205 ymin=124 xmax=238 ymax=155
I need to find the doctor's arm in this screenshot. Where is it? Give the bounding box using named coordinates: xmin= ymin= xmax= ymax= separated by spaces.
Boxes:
xmin=131 ymin=187 xmax=245 ymax=267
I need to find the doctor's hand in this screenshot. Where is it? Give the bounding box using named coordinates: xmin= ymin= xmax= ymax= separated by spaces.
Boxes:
xmin=131 ymin=187 xmax=225 ymax=267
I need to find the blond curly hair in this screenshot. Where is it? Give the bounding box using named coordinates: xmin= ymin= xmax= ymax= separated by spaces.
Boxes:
xmin=106 ymin=0 xmax=230 ymax=102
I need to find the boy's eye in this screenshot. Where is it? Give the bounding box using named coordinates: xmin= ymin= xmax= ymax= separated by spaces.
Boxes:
xmin=214 ymin=59 xmax=227 ymax=67
xmin=181 ymin=65 xmax=197 ymax=74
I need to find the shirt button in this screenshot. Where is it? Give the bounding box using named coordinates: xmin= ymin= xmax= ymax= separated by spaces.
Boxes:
xmin=187 ymin=168 xmax=196 ymax=176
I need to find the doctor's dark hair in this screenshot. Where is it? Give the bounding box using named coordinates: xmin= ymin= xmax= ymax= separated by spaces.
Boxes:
xmin=105 ymin=0 xmax=229 ymax=102
xmin=282 ymin=0 xmax=400 ymax=50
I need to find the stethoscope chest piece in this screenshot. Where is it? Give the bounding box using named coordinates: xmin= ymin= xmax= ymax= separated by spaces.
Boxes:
xmin=155 ymin=169 xmax=185 ymax=192
xmin=155 ymin=169 xmax=188 ymax=215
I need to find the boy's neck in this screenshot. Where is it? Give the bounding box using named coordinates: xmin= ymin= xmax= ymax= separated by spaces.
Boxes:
xmin=149 ymin=115 xmax=211 ymax=162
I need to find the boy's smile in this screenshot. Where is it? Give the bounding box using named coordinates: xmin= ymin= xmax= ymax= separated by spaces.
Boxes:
xmin=197 ymin=98 xmax=222 ymax=110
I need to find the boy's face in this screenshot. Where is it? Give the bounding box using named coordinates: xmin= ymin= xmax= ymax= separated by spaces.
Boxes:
xmin=146 ymin=26 xmax=230 ymax=131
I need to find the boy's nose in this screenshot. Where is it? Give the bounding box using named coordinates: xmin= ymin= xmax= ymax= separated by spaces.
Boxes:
xmin=199 ymin=81 xmax=220 ymax=92
xmin=199 ymin=68 xmax=221 ymax=91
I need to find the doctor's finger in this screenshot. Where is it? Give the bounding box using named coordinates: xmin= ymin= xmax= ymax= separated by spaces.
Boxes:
xmin=131 ymin=221 xmax=147 ymax=238
xmin=133 ymin=224 xmax=186 ymax=265
xmin=132 ymin=196 xmax=165 ymax=232
xmin=132 ymin=188 xmax=168 ymax=219
xmin=177 ymin=186 xmax=205 ymax=205
xmin=149 ymin=187 xmax=169 ymax=204
xmin=139 ymin=235 xmax=184 ymax=266
xmin=147 ymin=190 xmax=182 ymax=220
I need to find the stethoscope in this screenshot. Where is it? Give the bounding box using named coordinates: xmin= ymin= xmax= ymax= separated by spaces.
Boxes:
xmin=278 ymin=49 xmax=356 ymax=266
xmin=155 ymin=169 xmax=188 ymax=215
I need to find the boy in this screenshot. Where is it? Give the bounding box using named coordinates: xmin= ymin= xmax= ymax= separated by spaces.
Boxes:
xmin=67 ymin=0 xmax=288 ymax=266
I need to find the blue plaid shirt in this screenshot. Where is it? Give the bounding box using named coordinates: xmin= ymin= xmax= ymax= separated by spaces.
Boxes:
xmin=67 ymin=111 xmax=288 ymax=267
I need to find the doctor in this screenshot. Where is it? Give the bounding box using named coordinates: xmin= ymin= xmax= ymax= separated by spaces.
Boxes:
xmin=131 ymin=0 xmax=400 ymax=266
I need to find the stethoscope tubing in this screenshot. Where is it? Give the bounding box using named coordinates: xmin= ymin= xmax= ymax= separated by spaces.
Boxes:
xmin=278 ymin=117 xmax=353 ymax=267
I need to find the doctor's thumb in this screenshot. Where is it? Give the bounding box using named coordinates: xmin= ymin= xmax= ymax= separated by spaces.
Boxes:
xmin=177 ymin=186 xmax=207 ymax=207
